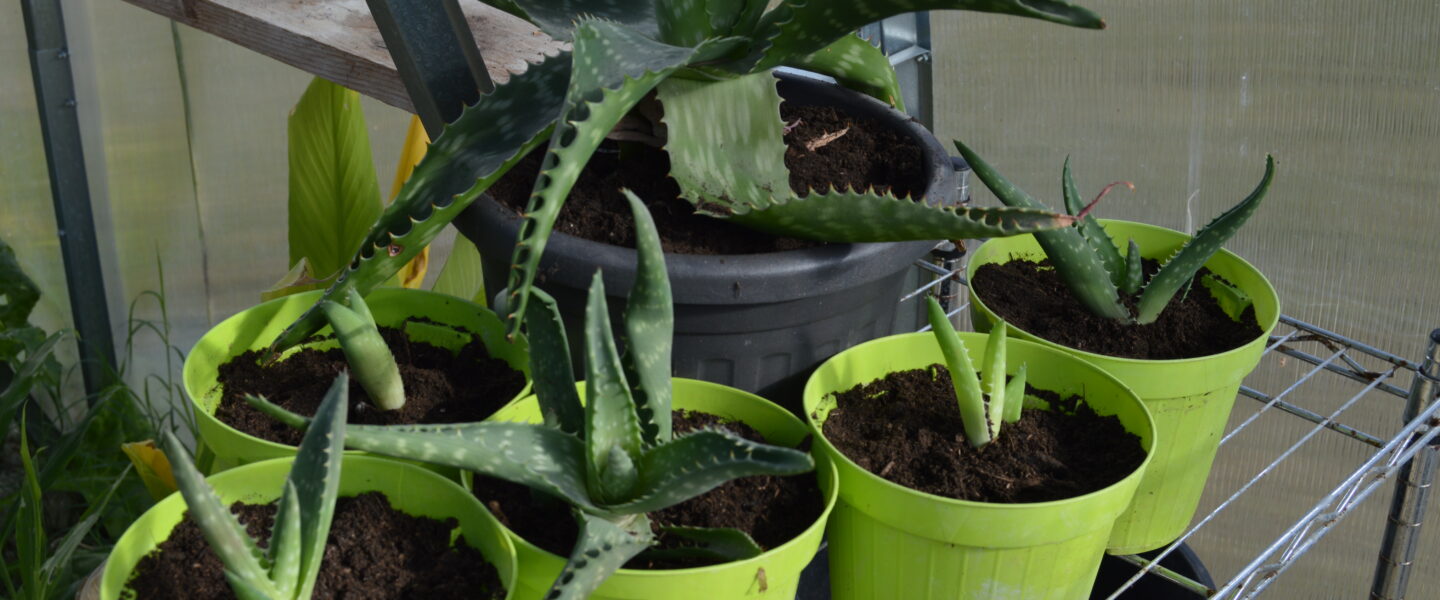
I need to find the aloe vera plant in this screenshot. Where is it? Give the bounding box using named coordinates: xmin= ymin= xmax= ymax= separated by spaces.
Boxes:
xmin=249 ymin=193 xmax=814 ymax=599
xmin=925 ymin=297 xmax=1027 ymax=449
xmin=956 ymin=141 xmax=1277 ymax=324
xmin=318 ymin=288 xmax=405 ymax=411
xmin=157 ymin=373 xmax=348 ymax=599
xmin=263 ymin=0 xmax=1108 ymax=355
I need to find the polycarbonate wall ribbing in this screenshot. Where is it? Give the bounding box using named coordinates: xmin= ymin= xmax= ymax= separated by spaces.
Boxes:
xmin=934 ymin=2 xmax=1440 ymax=597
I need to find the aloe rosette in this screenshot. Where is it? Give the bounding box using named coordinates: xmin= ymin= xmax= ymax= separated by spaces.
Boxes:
xmin=264 ymin=0 xmax=1107 ymax=355
xmin=250 ymin=193 xmax=815 ymax=599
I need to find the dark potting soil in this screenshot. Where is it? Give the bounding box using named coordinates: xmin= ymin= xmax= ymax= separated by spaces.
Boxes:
xmin=488 ymin=103 xmax=926 ymax=255
xmin=972 ymin=258 xmax=1263 ymax=360
xmin=125 ymin=492 xmax=505 ymax=600
xmin=821 ymin=365 xmax=1146 ymax=503
xmin=472 ymin=411 xmax=824 ymax=570
xmin=215 ymin=325 xmax=527 ymax=446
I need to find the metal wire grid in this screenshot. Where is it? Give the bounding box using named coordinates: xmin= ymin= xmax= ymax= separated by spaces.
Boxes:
xmin=910 ymin=251 xmax=1440 ymax=599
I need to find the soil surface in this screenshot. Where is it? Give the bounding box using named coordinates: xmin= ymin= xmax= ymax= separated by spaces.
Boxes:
xmin=972 ymin=258 xmax=1263 ymax=360
xmin=488 ymin=103 xmax=926 ymax=255
xmin=125 ymin=492 xmax=505 ymax=599
xmin=821 ymin=365 xmax=1146 ymax=503
xmin=215 ymin=325 xmax=527 ymax=445
xmin=473 ymin=411 xmax=824 ymax=569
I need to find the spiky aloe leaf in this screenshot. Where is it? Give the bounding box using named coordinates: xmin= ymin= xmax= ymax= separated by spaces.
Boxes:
xmin=646 ymin=526 xmax=764 ymax=562
xmin=222 ymin=572 xmax=275 ymax=600
xmin=730 ymin=188 xmax=1075 ymax=242
xmin=658 ymin=72 xmax=791 ymax=212
xmin=244 ymin=395 xmax=601 ymax=513
xmin=544 ymin=513 xmax=654 ymax=600
xmin=955 ymin=140 xmax=1130 ymax=321
xmin=1002 ymin=363 xmax=1027 ymax=423
xmin=611 ymin=429 xmax=813 ymax=514
xmin=272 ymin=373 xmax=348 ymax=599
xmin=1135 ymin=155 xmax=1275 ymax=324
xmin=786 ymin=33 xmax=905 ymax=109
xmin=510 ymin=0 xmax=659 ymax=41
xmin=657 ymin=0 xmax=713 ymax=46
xmin=162 ymin=429 xmax=280 ymax=598
xmin=266 ymin=48 xmax=572 ymax=357
xmin=747 ymin=0 xmax=1104 ymax=72
xmin=981 ymin=322 xmax=1007 ymax=439
xmin=1063 ymin=158 xmax=1126 ymax=287
xmin=583 ymin=272 xmax=645 ymax=503
xmin=267 ymin=483 xmax=302 ymax=597
xmin=524 ymin=288 xmax=585 ymax=436
xmin=926 ymin=297 xmax=990 ymax=449
xmin=619 ymin=190 xmax=674 ymax=446
xmin=1122 ymin=238 xmax=1143 ymax=295
xmin=319 ymin=290 xmax=404 ymax=411
xmin=1201 ymin=273 xmax=1254 ymax=321
xmin=503 ymin=20 xmax=709 ymax=337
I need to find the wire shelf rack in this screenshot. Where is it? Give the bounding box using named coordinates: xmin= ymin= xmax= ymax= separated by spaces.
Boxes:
xmin=913 ymin=246 xmax=1440 ymax=599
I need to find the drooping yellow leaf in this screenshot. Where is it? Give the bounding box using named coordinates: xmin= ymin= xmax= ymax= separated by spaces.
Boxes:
xmin=390 ymin=115 xmax=431 ymax=289
xmin=121 ymin=440 xmax=177 ymax=500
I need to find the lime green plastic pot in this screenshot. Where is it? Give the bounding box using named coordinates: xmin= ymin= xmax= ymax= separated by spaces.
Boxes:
xmin=482 ymin=378 xmax=838 ymax=600
xmin=183 ymin=288 xmax=530 ymax=472
xmin=967 ymin=220 xmax=1280 ymax=554
xmin=100 ymin=454 xmax=517 ymax=599
xmin=804 ymin=332 xmax=1154 ymax=600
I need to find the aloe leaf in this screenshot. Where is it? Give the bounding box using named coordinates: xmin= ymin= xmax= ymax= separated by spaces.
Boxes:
xmin=162 ymin=429 xmax=280 ymax=597
xmin=1002 ymin=363 xmax=1027 ymax=423
xmin=267 ymin=482 xmax=302 ymax=597
xmin=955 ymin=139 xmax=1130 ymax=321
xmin=1063 ymin=158 xmax=1126 ymax=287
xmin=727 ymin=188 xmax=1075 ymax=242
xmin=659 ymin=72 xmax=792 ymax=214
xmin=748 ymin=0 xmax=1104 ymax=72
xmin=614 ymin=429 xmax=813 ymax=514
xmin=319 ymin=292 xmax=404 ymax=411
xmin=620 ymin=190 xmax=674 ymax=446
xmin=657 ymin=0 xmax=713 ymax=46
xmin=243 ymin=393 xmax=598 ymax=511
xmin=926 ymin=297 xmax=990 ymax=448
xmin=786 ymin=33 xmax=905 ymax=109
xmin=267 ymin=49 xmax=572 ymax=356
xmin=287 ymin=77 xmax=382 ymax=283
xmin=544 ymin=512 xmax=654 ymax=600
xmin=1201 ymin=273 xmax=1255 ymax=321
xmin=502 ymin=21 xmax=706 ymax=335
xmin=277 ymin=373 xmax=348 ymax=599
xmin=646 ymin=526 xmax=765 ymax=562
xmin=981 ymin=322 xmax=1007 ymax=439
xmin=1136 ymin=155 xmax=1275 ymax=324
xmin=583 ymin=272 xmax=646 ymax=503
xmin=523 ymin=288 xmax=585 ymax=435
xmin=223 ymin=571 xmax=277 ymax=600
xmin=1122 ymin=238 xmax=1143 ymax=295
xmin=511 ymin=0 xmax=660 ymax=41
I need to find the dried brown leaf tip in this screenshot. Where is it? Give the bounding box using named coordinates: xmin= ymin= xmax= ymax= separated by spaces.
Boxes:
xmin=804 ymin=126 xmax=850 ymax=152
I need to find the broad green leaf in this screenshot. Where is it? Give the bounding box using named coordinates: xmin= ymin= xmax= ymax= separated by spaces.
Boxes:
xmin=260 ymin=258 xmax=332 ymax=302
xmin=523 ymin=289 xmax=585 ymax=435
xmin=787 ymin=33 xmax=905 ymax=110
xmin=956 ymin=139 xmax=1129 ymax=321
xmin=659 ymin=72 xmax=792 ymax=213
xmin=544 ymin=513 xmax=654 ymax=600
xmin=502 ymin=20 xmax=707 ymax=336
xmin=582 ymin=273 xmax=645 ymax=503
xmin=1136 ymin=156 xmax=1274 ymax=324
xmin=614 ymin=430 xmax=813 ymax=513
xmin=619 ymin=191 xmax=674 ymax=446
xmin=429 ymin=235 xmax=486 ymax=304
xmin=268 ymin=49 xmax=571 ymax=356
xmin=287 ymin=77 xmax=382 ymax=283
xmin=749 ymin=0 xmax=1104 ymax=72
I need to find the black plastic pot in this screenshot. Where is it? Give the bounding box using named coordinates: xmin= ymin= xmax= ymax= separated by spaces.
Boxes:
xmin=455 ymin=73 xmax=956 ymax=406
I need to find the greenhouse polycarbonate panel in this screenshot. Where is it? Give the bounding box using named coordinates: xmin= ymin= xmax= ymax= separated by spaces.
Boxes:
xmin=934 ymin=2 xmax=1440 ymax=597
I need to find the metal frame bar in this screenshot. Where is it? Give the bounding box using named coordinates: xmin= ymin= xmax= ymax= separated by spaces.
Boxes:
xmin=366 ymin=0 xmax=494 ymax=137
xmin=918 ymin=252 xmax=1440 ymax=598
xmin=21 ymin=0 xmax=117 ymax=397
